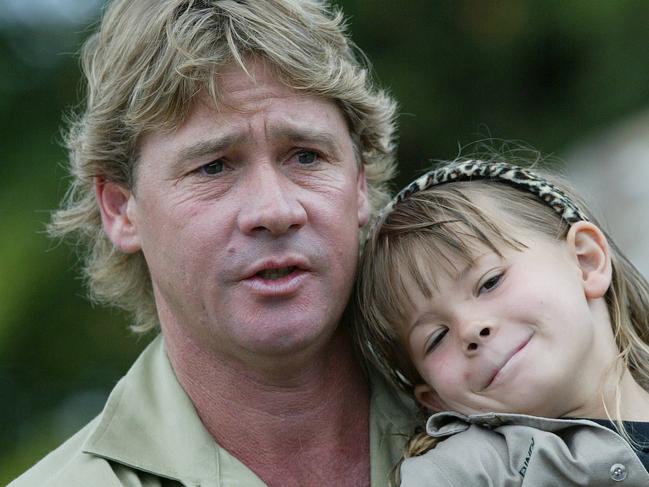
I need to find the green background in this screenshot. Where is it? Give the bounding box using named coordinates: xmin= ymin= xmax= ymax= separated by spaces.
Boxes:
xmin=3 ymin=0 xmax=649 ymax=481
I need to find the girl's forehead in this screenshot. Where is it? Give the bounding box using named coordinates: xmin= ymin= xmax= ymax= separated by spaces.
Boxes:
xmin=392 ymin=237 xmax=487 ymax=303
xmin=391 ymin=219 xmax=560 ymax=299
xmin=389 ymin=221 xmax=534 ymax=298
xmin=411 ymin=239 xmax=492 ymax=280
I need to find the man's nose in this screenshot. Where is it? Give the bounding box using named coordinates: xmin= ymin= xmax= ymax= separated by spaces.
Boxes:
xmin=237 ymin=164 xmax=307 ymax=236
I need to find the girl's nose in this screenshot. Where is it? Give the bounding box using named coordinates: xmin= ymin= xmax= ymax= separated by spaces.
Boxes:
xmin=465 ymin=326 xmax=491 ymax=353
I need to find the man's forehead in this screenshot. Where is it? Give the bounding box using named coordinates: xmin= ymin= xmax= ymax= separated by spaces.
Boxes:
xmin=210 ymin=59 xmax=299 ymax=110
xmin=174 ymin=96 xmax=348 ymax=142
xmin=135 ymin=83 xmax=354 ymax=180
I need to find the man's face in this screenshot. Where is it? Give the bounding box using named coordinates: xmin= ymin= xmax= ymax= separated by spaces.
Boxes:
xmin=122 ymin=61 xmax=370 ymax=364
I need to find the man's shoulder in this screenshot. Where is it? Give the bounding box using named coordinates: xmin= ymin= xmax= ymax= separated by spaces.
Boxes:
xmin=9 ymin=337 xmax=166 ymax=487
xmin=9 ymin=336 xmax=220 ymax=487
xmin=8 ymin=417 xmax=118 ymax=487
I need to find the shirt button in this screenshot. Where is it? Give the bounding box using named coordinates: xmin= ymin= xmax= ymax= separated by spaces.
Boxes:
xmin=610 ymin=463 xmax=627 ymax=482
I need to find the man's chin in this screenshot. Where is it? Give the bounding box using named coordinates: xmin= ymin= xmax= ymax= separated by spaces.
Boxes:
xmin=236 ymin=318 xmax=338 ymax=358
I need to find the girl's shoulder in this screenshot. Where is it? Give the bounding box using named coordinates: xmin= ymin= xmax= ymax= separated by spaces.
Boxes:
xmin=399 ymin=414 xmax=649 ymax=486
xmin=400 ymin=422 xmax=512 ymax=487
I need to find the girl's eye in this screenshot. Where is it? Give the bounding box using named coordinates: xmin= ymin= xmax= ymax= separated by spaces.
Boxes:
xmin=425 ymin=327 xmax=448 ymax=355
xmin=296 ymin=150 xmax=318 ymax=165
xmin=200 ymin=160 xmax=224 ymax=175
xmin=479 ymin=273 xmax=503 ymax=294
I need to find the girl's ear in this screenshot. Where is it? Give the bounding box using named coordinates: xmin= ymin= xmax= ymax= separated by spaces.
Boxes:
xmin=414 ymin=383 xmax=446 ymax=412
xmin=567 ymin=221 xmax=612 ymax=299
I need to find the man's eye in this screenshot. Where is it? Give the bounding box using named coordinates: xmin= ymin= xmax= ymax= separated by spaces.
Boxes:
xmin=479 ymin=273 xmax=502 ymax=294
xmin=296 ymin=150 xmax=318 ymax=165
xmin=200 ymin=160 xmax=224 ymax=175
xmin=425 ymin=328 xmax=448 ymax=355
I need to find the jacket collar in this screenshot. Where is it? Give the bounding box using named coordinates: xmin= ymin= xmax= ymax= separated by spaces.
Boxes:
xmin=426 ymin=410 xmax=607 ymax=439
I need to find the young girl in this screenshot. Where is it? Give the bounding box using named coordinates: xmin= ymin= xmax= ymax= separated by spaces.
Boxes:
xmin=354 ymin=160 xmax=649 ymax=486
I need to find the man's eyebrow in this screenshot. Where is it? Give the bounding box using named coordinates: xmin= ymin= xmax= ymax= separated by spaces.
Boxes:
xmin=172 ymin=126 xmax=345 ymax=171
xmin=174 ymin=133 xmax=245 ymax=166
xmin=267 ymin=126 xmax=343 ymax=152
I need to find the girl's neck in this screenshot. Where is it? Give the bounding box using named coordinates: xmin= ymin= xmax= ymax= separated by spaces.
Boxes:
xmin=607 ymin=369 xmax=649 ymax=422
xmin=568 ymin=367 xmax=649 ymax=422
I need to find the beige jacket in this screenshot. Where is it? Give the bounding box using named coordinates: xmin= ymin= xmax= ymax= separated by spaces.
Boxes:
xmin=401 ymin=411 xmax=649 ymax=486
xmin=10 ymin=335 xmax=417 ymax=487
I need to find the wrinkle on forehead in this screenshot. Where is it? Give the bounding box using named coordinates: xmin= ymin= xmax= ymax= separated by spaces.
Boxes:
xmin=207 ymin=59 xmax=301 ymax=114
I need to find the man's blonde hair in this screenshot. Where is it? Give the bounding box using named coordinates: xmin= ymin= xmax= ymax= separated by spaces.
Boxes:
xmin=50 ymin=0 xmax=398 ymax=332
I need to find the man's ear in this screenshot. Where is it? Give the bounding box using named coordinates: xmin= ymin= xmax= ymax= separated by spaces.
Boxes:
xmin=95 ymin=177 xmax=141 ymax=253
xmin=356 ymin=164 xmax=371 ymax=228
xmin=414 ymin=383 xmax=446 ymax=412
xmin=567 ymin=221 xmax=612 ymax=299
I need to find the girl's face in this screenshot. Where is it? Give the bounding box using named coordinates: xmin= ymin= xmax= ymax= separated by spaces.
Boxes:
xmin=402 ymin=223 xmax=617 ymax=418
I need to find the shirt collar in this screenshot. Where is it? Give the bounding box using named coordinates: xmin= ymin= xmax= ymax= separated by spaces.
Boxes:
xmin=83 ymin=335 xmax=262 ymax=486
xmin=83 ymin=335 xmax=416 ymax=486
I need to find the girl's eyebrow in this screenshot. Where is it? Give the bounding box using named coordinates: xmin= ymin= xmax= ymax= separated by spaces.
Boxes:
xmin=409 ymin=312 xmax=440 ymax=335
xmin=407 ymin=253 xmax=499 ymax=334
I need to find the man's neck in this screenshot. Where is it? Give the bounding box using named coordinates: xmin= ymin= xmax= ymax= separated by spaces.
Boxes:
xmin=164 ymin=328 xmax=371 ymax=487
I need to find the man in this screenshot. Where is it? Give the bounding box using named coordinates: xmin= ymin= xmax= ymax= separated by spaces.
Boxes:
xmin=11 ymin=1 xmax=416 ymax=485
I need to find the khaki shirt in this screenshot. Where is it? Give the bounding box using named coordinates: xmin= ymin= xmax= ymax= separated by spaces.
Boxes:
xmin=11 ymin=336 xmax=417 ymax=487
xmin=401 ymin=411 xmax=649 ymax=486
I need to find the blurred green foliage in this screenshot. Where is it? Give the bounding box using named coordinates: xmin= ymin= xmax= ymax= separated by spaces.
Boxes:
xmin=2 ymin=0 xmax=649 ymax=482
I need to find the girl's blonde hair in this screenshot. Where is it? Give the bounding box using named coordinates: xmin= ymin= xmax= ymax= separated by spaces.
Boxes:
xmin=353 ymin=159 xmax=649 ymax=469
xmin=50 ymin=0 xmax=397 ymax=332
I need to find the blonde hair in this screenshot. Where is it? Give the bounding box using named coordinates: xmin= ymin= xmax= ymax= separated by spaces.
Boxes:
xmin=50 ymin=0 xmax=398 ymax=331
xmin=353 ymin=160 xmax=649 ymax=467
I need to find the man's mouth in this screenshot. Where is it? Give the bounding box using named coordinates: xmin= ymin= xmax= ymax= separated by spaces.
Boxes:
xmin=240 ymin=257 xmax=311 ymax=296
xmin=242 ymin=261 xmax=308 ymax=297
xmin=256 ymin=266 xmax=297 ymax=280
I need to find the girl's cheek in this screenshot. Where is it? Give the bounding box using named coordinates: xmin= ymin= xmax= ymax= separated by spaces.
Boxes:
xmin=429 ymin=353 xmax=454 ymax=385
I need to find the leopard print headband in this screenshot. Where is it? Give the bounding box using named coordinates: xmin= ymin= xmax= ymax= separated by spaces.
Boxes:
xmin=374 ymin=160 xmax=588 ymax=232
